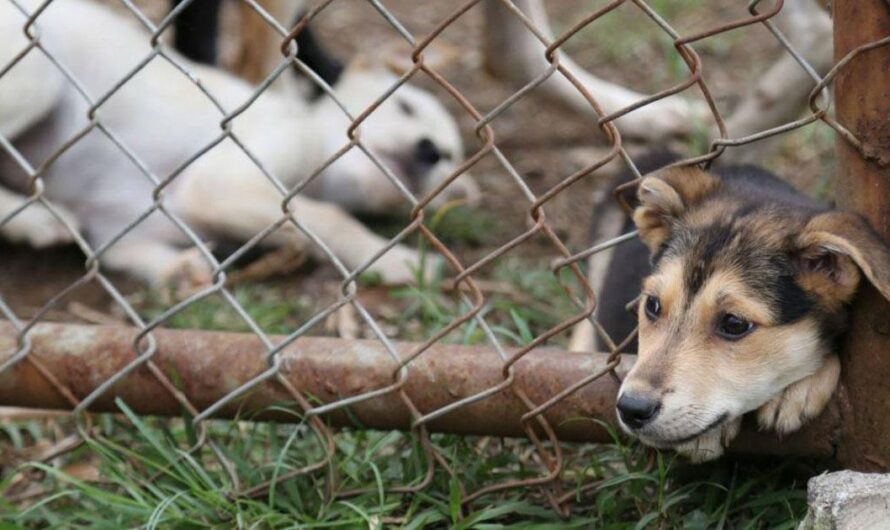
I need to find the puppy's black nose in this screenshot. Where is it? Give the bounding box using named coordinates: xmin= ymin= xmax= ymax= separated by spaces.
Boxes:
xmin=415 ymin=137 xmax=441 ymax=166
xmin=616 ymin=393 xmax=661 ymax=429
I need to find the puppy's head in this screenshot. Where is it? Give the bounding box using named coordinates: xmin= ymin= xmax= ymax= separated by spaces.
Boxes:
xmin=616 ymin=165 xmax=890 ymax=449
xmin=313 ymin=61 xmax=476 ymax=214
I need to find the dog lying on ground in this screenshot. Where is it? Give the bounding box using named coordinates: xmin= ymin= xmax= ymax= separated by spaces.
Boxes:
xmin=609 ymin=157 xmax=890 ymax=461
xmin=0 ymin=0 xmax=475 ymax=286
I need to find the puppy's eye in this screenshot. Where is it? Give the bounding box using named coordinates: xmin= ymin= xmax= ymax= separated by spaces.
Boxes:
xmin=716 ymin=313 xmax=754 ymax=340
xmin=397 ymin=99 xmax=415 ymax=117
xmin=644 ymin=295 xmax=661 ymax=321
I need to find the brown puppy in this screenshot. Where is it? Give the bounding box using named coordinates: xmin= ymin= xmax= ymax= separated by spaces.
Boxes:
xmin=616 ymin=164 xmax=890 ymax=461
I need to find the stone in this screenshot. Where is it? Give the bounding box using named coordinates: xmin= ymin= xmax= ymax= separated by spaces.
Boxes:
xmin=798 ymin=470 xmax=890 ymax=530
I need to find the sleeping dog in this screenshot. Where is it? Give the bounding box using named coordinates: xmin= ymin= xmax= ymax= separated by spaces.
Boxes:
xmin=0 ymin=0 xmax=475 ymax=286
xmin=611 ymin=159 xmax=890 ymax=461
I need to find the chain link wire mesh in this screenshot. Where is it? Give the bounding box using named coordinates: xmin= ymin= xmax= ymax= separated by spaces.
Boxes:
xmin=1 ymin=0 xmax=889 ymax=520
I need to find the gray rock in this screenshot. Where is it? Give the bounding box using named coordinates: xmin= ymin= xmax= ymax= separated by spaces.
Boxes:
xmin=799 ymin=470 xmax=890 ymax=530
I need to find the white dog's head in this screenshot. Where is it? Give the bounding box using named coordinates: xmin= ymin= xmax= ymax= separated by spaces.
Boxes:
xmin=310 ymin=64 xmax=477 ymax=214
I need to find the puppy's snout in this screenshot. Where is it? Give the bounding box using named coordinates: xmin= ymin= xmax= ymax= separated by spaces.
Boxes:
xmin=616 ymin=392 xmax=661 ymax=429
xmin=415 ymin=137 xmax=441 ymax=166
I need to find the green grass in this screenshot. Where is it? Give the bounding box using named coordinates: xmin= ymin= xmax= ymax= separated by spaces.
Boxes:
xmin=363 ymin=205 xmax=501 ymax=250
xmin=552 ymin=0 xmax=753 ymax=99
xmin=0 ymin=405 xmax=808 ymax=528
xmin=388 ymin=256 xmax=581 ymax=347
xmin=137 ymin=284 xmax=314 ymax=335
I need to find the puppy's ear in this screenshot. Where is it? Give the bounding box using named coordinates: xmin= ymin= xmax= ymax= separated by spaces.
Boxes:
xmin=632 ymin=166 xmax=718 ymax=253
xmin=794 ymin=211 xmax=890 ymax=305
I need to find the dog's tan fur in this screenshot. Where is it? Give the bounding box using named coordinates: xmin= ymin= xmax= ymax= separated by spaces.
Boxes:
xmin=617 ymin=164 xmax=890 ymax=461
xmin=231 ymin=0 xmax=291 ymax=85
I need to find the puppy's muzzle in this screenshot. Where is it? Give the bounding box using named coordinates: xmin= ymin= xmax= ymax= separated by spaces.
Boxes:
xmin=616 ymin=392 xmax=661 ymax=429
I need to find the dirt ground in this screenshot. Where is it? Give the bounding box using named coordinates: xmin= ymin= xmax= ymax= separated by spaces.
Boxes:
xmin=1 ymin=0 xmax=836 ymax=330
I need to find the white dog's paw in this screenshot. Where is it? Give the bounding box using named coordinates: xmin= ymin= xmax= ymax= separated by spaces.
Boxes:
xmin=158 ymin=247 xmax=215 ymax=293
xmin=757 ymin=355 xmax=840 ymax=435
xmin=365 ymin=245 xmax=440 ymax=285
xmin=674 ymin=417 xmax=741 ymax=463
xmin=2 ymin=203 xmax=79 ymax=248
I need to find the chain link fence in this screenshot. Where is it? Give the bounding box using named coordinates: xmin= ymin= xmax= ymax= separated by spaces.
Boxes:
xmin=1 ymin=0 xmax=890 ymax=522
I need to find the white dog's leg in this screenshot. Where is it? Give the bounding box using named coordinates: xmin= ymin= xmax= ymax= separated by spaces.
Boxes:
xmin=286 ymin=197 xmax=432 ymax=284
xmin=0 ymin=189 xmax=78 ymax=248
xmin=0 ymin=3 xmax=65 ymax=140
xmin=174 ymin=169 xmax=433 ymax=285
xmin=757 ymin=354 xmax=840 ymax=435
xmin=99 ymin=240 xmax=213 ymax=289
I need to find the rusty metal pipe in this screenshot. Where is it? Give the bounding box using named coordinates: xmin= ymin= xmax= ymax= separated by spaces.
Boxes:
xmin=0 ymin=322 xmax=835 ymax=456
xmin=832 ymin=0 xmax=890 ymax=472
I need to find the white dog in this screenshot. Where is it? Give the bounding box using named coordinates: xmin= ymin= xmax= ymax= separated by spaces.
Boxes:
xmin=0 ymin=0 xmax=475 ymax=286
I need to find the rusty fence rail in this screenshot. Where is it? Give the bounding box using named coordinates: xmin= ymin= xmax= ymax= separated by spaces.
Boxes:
xmin=1 ymin=0 xmax=890 ymax=517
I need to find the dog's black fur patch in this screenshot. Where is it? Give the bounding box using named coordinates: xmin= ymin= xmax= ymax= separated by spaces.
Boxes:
xmin=291 ymin=11 xmax=344 ymax=98
xmin=171 ymin=0 xmax=223 ymax=65
xmin=168 ymin=2 xmax=345 ymax=98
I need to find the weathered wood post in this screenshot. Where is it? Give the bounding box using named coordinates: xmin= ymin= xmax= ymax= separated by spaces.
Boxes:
xmin=832 ymin=0 xmax=890 ymax=470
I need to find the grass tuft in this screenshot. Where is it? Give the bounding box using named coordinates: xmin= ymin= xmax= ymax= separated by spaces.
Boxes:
xmin=0 ymin=408 xmax=808 ymax=528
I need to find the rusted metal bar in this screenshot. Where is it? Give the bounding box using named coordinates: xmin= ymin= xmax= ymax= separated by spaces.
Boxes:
xmin=0 ymin=321 xmax=835 ymax=457
xmin=832 ymin=0 xmax=890 ymax=472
